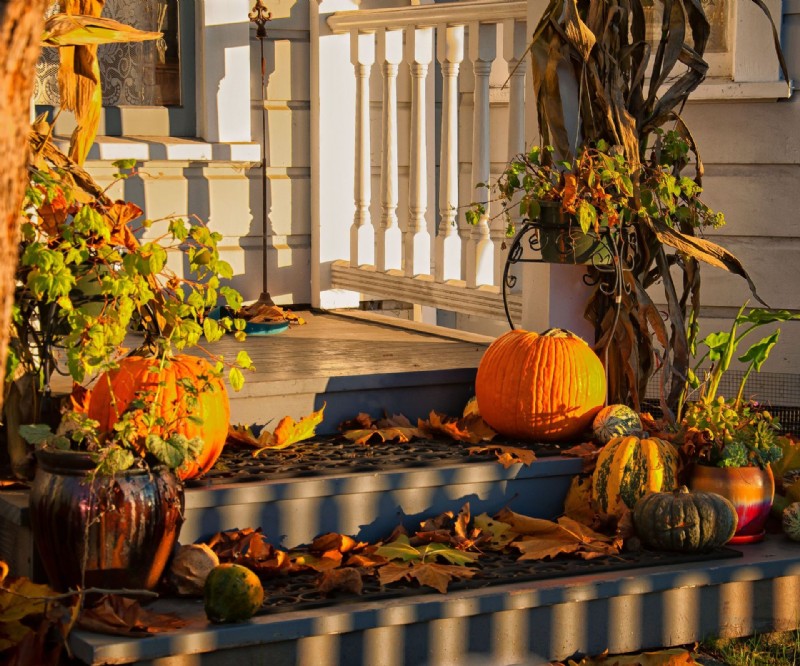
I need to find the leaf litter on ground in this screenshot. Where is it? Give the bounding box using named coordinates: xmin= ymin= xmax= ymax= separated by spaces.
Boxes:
xmin=226 ymin=404 xmax=325 ymax=455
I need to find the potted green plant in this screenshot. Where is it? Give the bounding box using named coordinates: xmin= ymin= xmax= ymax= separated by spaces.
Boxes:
xmin=473 ymin=135 xmax=726 ymax=267
xmin=481 ymin=0 xmax=788 ymax=415
xmin=679 ymin=303 xmax=800 ymax=542
xmin=6 ymin=126 xmax=252 ymax=591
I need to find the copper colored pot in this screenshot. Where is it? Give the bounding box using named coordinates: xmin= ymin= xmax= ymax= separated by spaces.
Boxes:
xmin=29 ymin=449 xmax=184 ymax=592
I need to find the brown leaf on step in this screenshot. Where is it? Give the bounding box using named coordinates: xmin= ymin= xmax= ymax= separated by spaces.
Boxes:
xmin=378 ymin=561 xmax=476 ymax=594
xmin=344 ymin=552 xmax=388 ymax=569
xmin=338 ymin=412 xmax=374 ymax=431
xmin=0 ymin=480 xmax=29 ymax=490
xmin=341 ymin=417 xmax=423 ymax=446
xmin=473 ymin=513 xmax=516 ymax=551
xmin=454 ymin=503 xmax=470 ymax=540
xmin=563 ymin=476 xmax=599 ymax=527
xmin=310 ymin=533 xmax=362 ymax=555
xmin=78 ymin=595 xmax=186 ymax=637
xmin=413 ymin=529 xmax=454 ymax=545
xmin=226 ymin=423 xmax=263 ymax=447
xmin=253 ymin=404 xmax=326 ymax=454
xmin=238 ymin=303 xmax=302 ymax=324
xmin=561 ymin=441 xmax=601 ymax=473
xmin=291 ymin=551 xmax=342 ymax=572
xmin=206 ymin=527 xmax=292 ymax=577
xmin=317 ymin=568 xmax=364 ymax=595
xmin=514 ymin=535 xmax=584 ymax=560
xmin=467 ymin=444 xmax=536 ymax=468
xmin=418 ymin=411 xmax=497 ymax=444
xmin=494 ymin=508 xmax=620 ymax=562
xmin=418 ymin=509 xmax=455 ymax=533
xmin=569 ymin=647 xmax=701 ymax=665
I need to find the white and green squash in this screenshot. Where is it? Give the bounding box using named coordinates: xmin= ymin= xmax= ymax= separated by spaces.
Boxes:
xmin=592 ymin=404 xmax=642 ymax=444
xmin=592 ymin=434 xmax=680 ymax=518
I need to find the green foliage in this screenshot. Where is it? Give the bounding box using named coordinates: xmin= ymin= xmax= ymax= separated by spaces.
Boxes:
xmin=470 ymin=135 xmax=724 ymax=238
xmin=682 ymin=397 xmax=782 ymax=470
xmin=8 ymin=132 xmax=256 ymax=474
xmin=685 ymin=302 xmax=800 ymax=411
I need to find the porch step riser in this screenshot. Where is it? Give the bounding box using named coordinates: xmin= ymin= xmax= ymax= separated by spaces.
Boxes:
xmin=181 ymin=458 xmax=581 ymax=546
xmin=71 ymin=547 xmax=800 ymax=665
xmin=228 ymin=369 xmax=477 ymax=435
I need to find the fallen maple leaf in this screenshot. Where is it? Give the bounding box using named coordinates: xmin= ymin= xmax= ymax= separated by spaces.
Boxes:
xmin=254 ymin=404 xmax=326 ymax=454
xmin=317 ymin=568 xmax=364 ymax=595
xmin=567 ymin=647 xmax=701 ymax=666
xmin=226 ymin=406 xmax=325 ymax=454
xmin=418 ymin=411 xmax=496 ymax=444
xmin=473 ymin=513 xmax=517 ymax=551
xmin=468 ymin=444 xmax=536 ymax=468
xmin=206 ymin=527 xmax=292 ymax=577
xmin=494 ymin=508 xmax=620 ymax=562
xmin=563 ymin=475 xmax=599 ymax=527
xmin=78 ymin=595 xmax=186 ymax=637
xmin=561 ymin=441 xmax=601 ymax=473
xmin=462 ymin=396 xmax=480 ymax=418
xmin=378 ymin=561 xmax=476 ymax=594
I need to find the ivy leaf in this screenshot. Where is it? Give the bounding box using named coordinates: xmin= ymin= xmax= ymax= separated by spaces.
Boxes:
xmin=18 ymin=424 xmax=54 ymax=445
xmin=235 ymin=350 xmax=253 ymax=370
xmin=203 ymin=317 xmax=224 ymax=343
xmin=147 ymin=434 xmax=187 ymax=469
xmin=228 ymin=367 xmax=245 ymax=392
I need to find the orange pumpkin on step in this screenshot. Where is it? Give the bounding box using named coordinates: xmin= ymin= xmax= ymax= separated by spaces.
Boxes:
xmin=475 ymin=328 xmax=606 ymax=441
xmin=86 ymin=354 xmax=230 ymax=480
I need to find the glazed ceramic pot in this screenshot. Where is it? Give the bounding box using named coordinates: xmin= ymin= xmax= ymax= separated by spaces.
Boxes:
xmin=688 ymin=464 xmax=774 ymax=544
xmin=29 ymin=448 xmax=184 ymax=592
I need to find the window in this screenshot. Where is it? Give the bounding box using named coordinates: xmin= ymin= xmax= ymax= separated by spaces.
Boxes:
xmin=34 ymin=0 xmax=196 ymax=137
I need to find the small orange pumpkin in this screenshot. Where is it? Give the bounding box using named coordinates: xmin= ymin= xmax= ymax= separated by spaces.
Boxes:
xmin=86 ymin=354 xmax=230 ymax=480
xmin=475 ymin=328 xmax=606 ymax=441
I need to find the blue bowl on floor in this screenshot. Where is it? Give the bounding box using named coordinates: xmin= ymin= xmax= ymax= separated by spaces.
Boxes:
xmin=208 ymin=306 xmax=290 ymax=336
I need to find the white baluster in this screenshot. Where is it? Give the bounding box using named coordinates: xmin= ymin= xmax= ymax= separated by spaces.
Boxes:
xmin=376 ymin=28 xmax=404 ymax=272
xmin=494 ymin=18 xmax=528 ymax=287
xmin=404 ymin=27 xmax=433 ymax=277
xmin=351 ymin=30 xmax=375 ymax=268
xmin=466 ymin=22 xmax=496 ymax=289
xmin=435 ymin=24 xmax=465 ymax=283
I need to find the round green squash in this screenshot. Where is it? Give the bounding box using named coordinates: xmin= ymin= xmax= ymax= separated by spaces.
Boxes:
xmin=592 ymin=404 xmax=642 ymax=445
xmin=633 ymin=486 xmax=738 ymax=552
xmin=592 ymin=434 xmax=679 ymax=518
xmin=204 ymin=563 xmax=264 ymax=623
xmin=783 ymin=502 xmax=800 ymax=542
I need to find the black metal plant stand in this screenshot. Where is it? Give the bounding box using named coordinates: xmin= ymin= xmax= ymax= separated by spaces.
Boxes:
xmin=501 ymin=218 xmax=639 ymax=331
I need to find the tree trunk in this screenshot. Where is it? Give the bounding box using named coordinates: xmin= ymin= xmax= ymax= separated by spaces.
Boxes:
xmin=0 ymin=0 xmax=49 ymax=418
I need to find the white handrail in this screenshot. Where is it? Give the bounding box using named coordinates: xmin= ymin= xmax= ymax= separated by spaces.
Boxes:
xmin=327 ymin=0 xmax=526 ymax=32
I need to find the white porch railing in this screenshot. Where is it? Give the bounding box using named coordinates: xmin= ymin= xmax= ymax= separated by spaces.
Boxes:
xmin=312 ymin=0 xmax=531 ymax=324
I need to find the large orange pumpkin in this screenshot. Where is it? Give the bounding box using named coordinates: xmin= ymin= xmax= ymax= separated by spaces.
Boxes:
xmin=475 ymin=328 xmax=606 ymax=441
xmin=86 ymin=354 xmax=230 ymax=480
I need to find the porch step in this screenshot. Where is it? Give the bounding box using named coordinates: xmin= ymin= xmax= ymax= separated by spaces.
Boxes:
xmin=0 ymin=450 xmax=582 ymax=579
xmin=67 ymin=536 xmax=800 ymax=665
xmin=208 ymin=310 xmax=491 ymax=433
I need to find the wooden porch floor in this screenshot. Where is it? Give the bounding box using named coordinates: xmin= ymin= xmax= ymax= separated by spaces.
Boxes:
xmin=203 ymin=309 xmax=492 ymax=384
xmin=189 ymin=309 xmax=493 ymax=431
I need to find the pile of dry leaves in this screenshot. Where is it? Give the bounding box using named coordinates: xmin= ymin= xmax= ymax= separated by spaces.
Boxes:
xmin=196 ymin=501 xmax=627 ymax=597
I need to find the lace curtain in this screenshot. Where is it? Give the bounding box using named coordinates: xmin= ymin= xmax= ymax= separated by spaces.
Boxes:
xmin=34 ymin=0 xmax=181 ymax=107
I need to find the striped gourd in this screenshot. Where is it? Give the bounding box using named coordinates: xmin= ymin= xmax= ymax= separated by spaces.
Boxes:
xmin=592 ymin=435 xmax=679 ymax=518
xmin=592 ymin=404 xmax=642 ymax=444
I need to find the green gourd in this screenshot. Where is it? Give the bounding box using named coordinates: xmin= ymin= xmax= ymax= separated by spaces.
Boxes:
xmin=633 ymin=486 xmax=738 ymax=552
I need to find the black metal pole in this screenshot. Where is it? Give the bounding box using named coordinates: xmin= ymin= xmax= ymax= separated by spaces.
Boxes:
xmin=249 ymin=0 xmax=274 ymax=305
